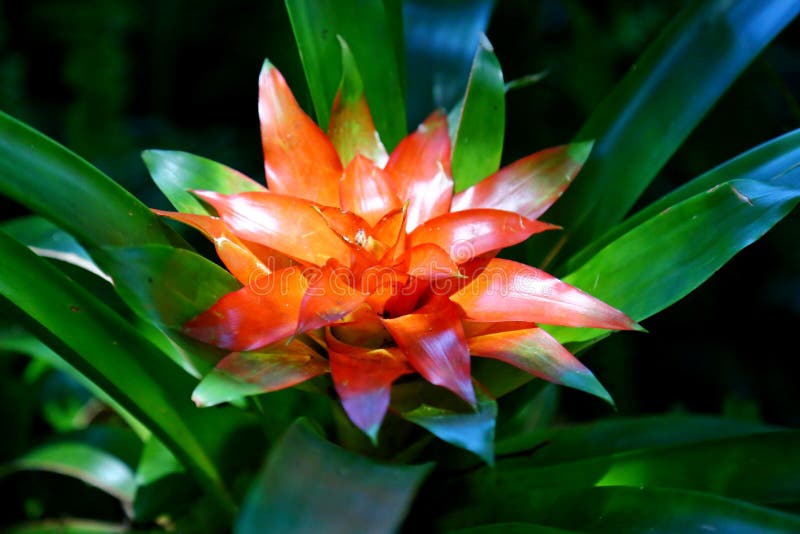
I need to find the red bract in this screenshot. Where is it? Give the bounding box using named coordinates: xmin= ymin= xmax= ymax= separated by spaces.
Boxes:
xmin=154 ymin=60 xmax=639 ymax=440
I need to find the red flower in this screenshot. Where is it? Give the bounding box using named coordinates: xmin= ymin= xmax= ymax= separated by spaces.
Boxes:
xmin=154 ymin=60 xmax=638 ymax=440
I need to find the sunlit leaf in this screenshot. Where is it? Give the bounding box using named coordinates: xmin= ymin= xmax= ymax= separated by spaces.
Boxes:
xmin=451 ymin=35 xmax=504 ymax=192
xmin=142 ymin=150 xmax=265 ymax=215
xmin=3 ymin=441 xmax=137 ymax=505
xmin=0 ymin=216 xmax=106 ymax=280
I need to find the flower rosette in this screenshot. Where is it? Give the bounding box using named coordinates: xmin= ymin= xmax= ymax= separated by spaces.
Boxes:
xmin=149 ymin=47 xmax=638 ymax=446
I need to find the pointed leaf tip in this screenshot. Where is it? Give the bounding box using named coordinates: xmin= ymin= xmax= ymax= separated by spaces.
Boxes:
xmin=568 ymin=140 xmax=594 ymax=165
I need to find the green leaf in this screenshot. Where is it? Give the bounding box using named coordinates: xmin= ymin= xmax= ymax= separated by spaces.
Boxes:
xmin=402 ymin=388 xmax=497 ymax=465
xmin=549 ymin=172 xmax=800 ymax=345
xmin=142 ymin=150 xmax=265 ymax=215
xmin=567 ymin=127 xmax=800 ymax=272
xmin=473 ymin=431 xmax=800 ymax=506
xmin=0 ymin=216 xmax=106 ymax=279
xmin=532 ymin=0 xmax=800 ymax=267
xmin=93 ymin=245 xmax=238 ymax=376
xmin=0 ymin=232 xmax=236 ymax=515
xmin=235 ymin=420 xmax=432 ymax=534
xmin=5 ymin=519 xmax=133 ymax=534
xmin=95 ymin=245 xmax=240 ymax=329
xmin=439 ymin=486 xmax=800 ymax=533
xmin=0 ymin=111 xmax=180 ymax=250
xmin=403 ymin=0 xmax=495 ymax=126
xmin=285 ymin=0 xmax=406 ymax=149
xmin=2 ymin=441 xmax=137 ymax=505
xmin=496 ymin=414 xmax=778 ymax=461
xmin=451 ymin=35 xmax=505 ymax=193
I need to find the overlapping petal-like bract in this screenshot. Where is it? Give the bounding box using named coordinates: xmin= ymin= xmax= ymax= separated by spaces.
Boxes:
xmin=154 ymin=60 xmax=638 ymax=439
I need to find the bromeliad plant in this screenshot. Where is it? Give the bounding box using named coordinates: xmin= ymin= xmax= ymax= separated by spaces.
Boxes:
xmin=1 ymin=1 xmax=800 ymax=533
xmin=153 ymin=55 xmax=638 ymax=441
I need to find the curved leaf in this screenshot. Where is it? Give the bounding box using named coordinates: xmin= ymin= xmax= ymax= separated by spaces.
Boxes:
xmin=0 ymin=232 xmax=236 ymax=514
xmin=192 ymin=342 xmax=329 ymax=407
xmin=0 ymin=111 xmax=180 ymax=249
xmin=0 ymin=216 xmax=106 ymax=279
xmin=5 ymin=519 xmax=132 ymax=534
xmin=533 ymin=0 xmax=800 ymax=266
xmin=472 ymin=431 xmax=800 ymax=506
xmin=549 ymin=173 xmax=800 ymax=344
xmin=236 ymin=420 xmax=432 ymax=534
xmin=142 ymin=150 xmax=265 ymax=215
xmin=567 ymin=128 xmax=800 ymax=271
xmin=3 ymin=442 xmax=137 ymax=505
xmin=95 ymin=245 xmax=240 ymax=330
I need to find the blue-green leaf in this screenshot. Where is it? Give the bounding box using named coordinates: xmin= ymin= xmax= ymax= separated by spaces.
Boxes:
xmin=403 ymin=389 xmax=497 ymax=465
xmin=236 ymin=420 xmax=432 ymax=534
xmin=403 ymin=0 xmax=495 ymax=126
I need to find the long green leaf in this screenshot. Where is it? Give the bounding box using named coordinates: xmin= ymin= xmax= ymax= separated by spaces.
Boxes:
xmin=451 ymin=35 xmax=505 ymax=192
xmin=0 ymin=232 xmax=236 ymax=514
xmin=285 ymin=0 xmax=406 ymax=148
xmin=2 ymin=442 xmax=138 ymax=506
xmin=438 ymin=486 xmax=800 ymax=533
xmin=0 ymin=111 xmax=180 ymax=250
xmin=5 ymin=519 xmax=133 ymax=534
xmin=236 ymin=419 xmax=432 ymax=534
xmin=96 ymin=245 xmax=240 ymax=330
xmin=471 ymin=431 xmax=800 ymax=506
xmin=547 ymin=152 xmax=800 ymax=345
xmin=532 ymin=0 xmax=800 ymax=267
xmin=496 ymin=414 xmax=777 ymax=461
xmin=567 ymin=128 xmax=800 ymax=272
xmin=0 ymin=216 xmax=106 ymax=279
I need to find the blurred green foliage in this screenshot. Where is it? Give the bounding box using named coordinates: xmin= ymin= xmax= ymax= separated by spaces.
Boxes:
xmin=1 ymin=0 xmax=799 ymax=527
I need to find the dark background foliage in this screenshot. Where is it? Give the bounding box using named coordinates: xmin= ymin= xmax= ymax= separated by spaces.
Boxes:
xmin=1 ymin=0 xmax=799 ymax=521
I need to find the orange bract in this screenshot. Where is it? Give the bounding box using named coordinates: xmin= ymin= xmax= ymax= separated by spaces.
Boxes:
xmin=154 ymin=61 xmax=637 ymax=439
